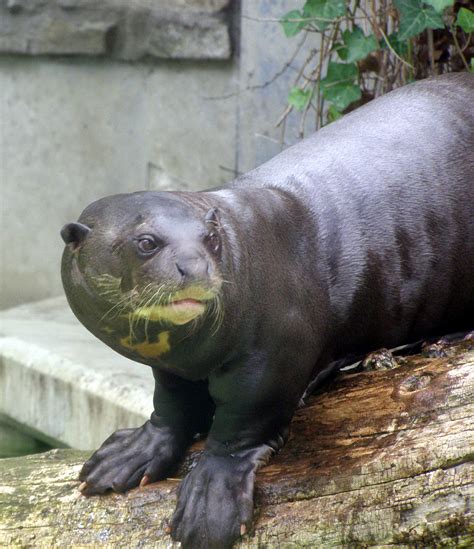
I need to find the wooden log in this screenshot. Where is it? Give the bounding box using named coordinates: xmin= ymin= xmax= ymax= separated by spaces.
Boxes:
xmin=1 ymin=340 xmax=473 ymax=547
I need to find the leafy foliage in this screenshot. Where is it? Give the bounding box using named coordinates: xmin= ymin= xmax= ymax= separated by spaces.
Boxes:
xmin=280 ymin=10 xmax=305 ymax=38
xmin=457 ymin=7 xmax=474 ymax=33
xmin=320 ymin=63 xmax=361 ymax=111
xmin=336 ymin=27 xmax=379 ymax=63
xmin=395 ymin=0 xmax=444 ymax=40
xmin=327 ymin=105 xmax=343 ymax=122
xmin=302 ymin=0 xmax=347 ymax=31
xmin=424 ymin=0 xmax=454 ymax=13
xmin=288 ymin=87 xmax=313 ymax=111
xmin=383 ymin=33 xmax=409 ymax=57
xmin=278 ymin=1 xmax=473 ymax=132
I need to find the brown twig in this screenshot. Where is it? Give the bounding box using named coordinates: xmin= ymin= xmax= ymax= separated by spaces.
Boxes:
xmin=450 ymin=25 xmax=470 ymax=71
xmin=276 ymin=104 xmax=294 ymax=128
xmin=276 ymin=48 xmax=319 ymax=128
xmin=299 ymin=91 xmax=314 ymax=137
xmin=315 ymin=31 xmax=326 ymax=130
xmin=460 ymin=33 xmax=472 ymax=53
xmin=204 ymin=34 xmax=308 ymax=101
xmin=367 ymin=0 xmax=384 ymax=95
xmin=427 ymin=28 xmax=436 ymax=76
xmin=241 ymin=14 xmax=366 ymax=24
xmin=318 ymin=23 xmax=341 ymax=129
xmin=279 ymin=116 xmax=287 ymax=150
xmin=379 ymin=26 xmax=415 ymax=69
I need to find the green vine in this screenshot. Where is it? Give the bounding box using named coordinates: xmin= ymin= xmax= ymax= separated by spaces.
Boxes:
xmin=279 ymin=0 xmax=474 ymax=133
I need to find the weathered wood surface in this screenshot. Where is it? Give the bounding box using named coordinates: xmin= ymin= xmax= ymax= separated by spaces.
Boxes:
xmin=1 ymin=340 xmax=473 ymax=547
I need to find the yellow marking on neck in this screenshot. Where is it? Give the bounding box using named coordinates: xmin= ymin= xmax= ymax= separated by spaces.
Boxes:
xmin=120 ymin=331 xmax=171 ymax=358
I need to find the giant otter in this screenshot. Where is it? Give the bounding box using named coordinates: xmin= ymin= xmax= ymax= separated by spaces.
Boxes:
xmin=61 ymin=73 xmax=474 ymax=548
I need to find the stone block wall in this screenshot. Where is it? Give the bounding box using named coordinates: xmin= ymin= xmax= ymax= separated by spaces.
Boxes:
xmin=0 ymin=0 xmax=232 ymax=60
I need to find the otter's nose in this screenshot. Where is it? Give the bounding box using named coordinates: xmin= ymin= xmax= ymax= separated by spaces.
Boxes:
xmin=60 ymin=222 xmax=91 ymax=248
xmin=175 ymin=255 xmax=210 ymax=282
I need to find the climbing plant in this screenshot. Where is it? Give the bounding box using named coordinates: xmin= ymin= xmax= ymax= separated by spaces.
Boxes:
xmin=278 ymin=0 xmax=474 ymax=134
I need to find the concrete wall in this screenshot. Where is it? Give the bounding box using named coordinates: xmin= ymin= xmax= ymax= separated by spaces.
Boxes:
xmin=0 ymin=0 xmax=315 ymax=309
xmin=0 ymin=57 xmax=239 ymax=308
xmin=237 ymin=0 xmax=316 ymax=172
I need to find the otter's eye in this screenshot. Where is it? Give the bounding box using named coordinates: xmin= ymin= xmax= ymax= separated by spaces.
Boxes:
xmin=135 ymin=236 xmax=159 ymax=255
xmin=205 ymin=231 xmax=221 ymax=255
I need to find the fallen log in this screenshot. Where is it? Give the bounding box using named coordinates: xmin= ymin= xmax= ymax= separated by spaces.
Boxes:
xmin=1 ymin=340 xmax=473 ymax=547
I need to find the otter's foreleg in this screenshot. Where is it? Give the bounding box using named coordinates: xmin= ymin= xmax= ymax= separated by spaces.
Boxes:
xmin=78 ymin=370 xmax=214 ymax=495
xmin=170 ymin=351 xmax=307 ymax=549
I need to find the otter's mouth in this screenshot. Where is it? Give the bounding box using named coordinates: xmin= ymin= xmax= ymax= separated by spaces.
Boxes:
xmin=89 ymin=273 xmax=222 ymax=328
xmin=130 ymin=288 xmax=216 ymax=326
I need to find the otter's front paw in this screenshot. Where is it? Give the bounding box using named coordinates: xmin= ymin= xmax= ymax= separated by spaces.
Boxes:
xmin=78 ymin=421 xmax=185 ymax=495
xmin=170 ymin=448 xmax=268 ymax=549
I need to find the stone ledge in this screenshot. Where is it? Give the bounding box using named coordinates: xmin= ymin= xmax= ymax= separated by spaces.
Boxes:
xmin=0 ymin=0 xmax=232 ymax=60
xmin=0 ymin=297 xmax=153 ymax=450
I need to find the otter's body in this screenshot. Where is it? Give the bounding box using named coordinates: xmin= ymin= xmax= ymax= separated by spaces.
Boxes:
xmin=228 ymin=73 xmax=473 ymax=368
xmin=61 ymin=73 xmax=474 ymax=548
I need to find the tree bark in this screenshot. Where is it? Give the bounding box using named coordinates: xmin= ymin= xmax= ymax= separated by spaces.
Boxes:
xmin=1 ymin=340 xmax=473 ymax=547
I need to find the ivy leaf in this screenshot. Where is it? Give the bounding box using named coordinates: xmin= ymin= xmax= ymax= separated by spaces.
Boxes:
xmin=333 ymin=42 xmax=347 ymax=60
xmin=338 ymin=26 xmax=379 ymax=63
xmin=456 ymin=7 xmax=474 ymax=33
xmin=424 ymin=0 xmax=454 ymax=13
xmin=383 ymin=32 xmax=409 ymax=58
xmin=327 ymin=105 xmax=343 ymax=123
xmin=288 ymin=87 xmax=313 ymax=111
xmin=280 ymin=10 xmax=305 ymax=37
xmin=320 ymin=62 xmax=361 ymax=111
xmin=303 ymin=0 xmax=346 ymax=31
xmin=322 ymin=83 xmax=361 ymax=111
xmin=322 ymin=62 xmax=358 ymax=83
xmin=395 ymin=0 xmax=445 ymax=40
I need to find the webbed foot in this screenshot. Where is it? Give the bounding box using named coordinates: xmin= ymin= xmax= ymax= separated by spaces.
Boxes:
xmin=170 ymin=446 xmax=272 ymax=548
xmin=78 ymin=421 xmax=186 ymax=495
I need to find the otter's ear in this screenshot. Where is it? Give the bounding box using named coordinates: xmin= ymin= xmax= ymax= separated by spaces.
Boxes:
xmin=205 ymin=208 xmax=219 ymax=227
xmin=61 ymin=222 xmax=91 ymax=248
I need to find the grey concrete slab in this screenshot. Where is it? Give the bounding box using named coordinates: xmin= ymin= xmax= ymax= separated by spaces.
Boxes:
xmin=0 ymin=297 xmax=154 ymax=450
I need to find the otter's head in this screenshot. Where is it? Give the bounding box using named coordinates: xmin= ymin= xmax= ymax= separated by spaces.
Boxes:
xmin=61 ymin=192 xmax=224 ymax=362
